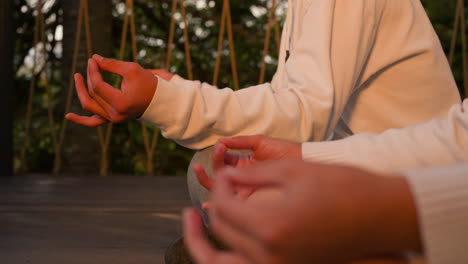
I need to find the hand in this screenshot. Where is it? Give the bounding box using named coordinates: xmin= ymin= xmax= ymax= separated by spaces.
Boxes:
xmin=183 ymin=208 xmax=251 ymax=264
xmin=185 ymin=160 xmax=421 ymax=264
xmin=215 ymin=135 xmax=302 ymax=168
xmin=194 ymin=135 xmax=301 ymax=195
xmin=184 ymin=208 xmax=410 ymax=264
xmin=65 ymin=54 xmax=173 ymax=127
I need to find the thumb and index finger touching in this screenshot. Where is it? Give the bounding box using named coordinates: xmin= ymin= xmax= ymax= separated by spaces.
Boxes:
xmin=195 ymin=138 xmax=253 ymax=190
xmin=213 ymin=135 xmax=267 ymax=169
xmin=91 ymin=54 xmax=132 ymax=76
xmin=218 ymin=135 xmax=264 ymax=152
xmin=194 ymin=160 xmax=289 ymax=196
xmin=194 ymin=136 xmax=267 ymax=190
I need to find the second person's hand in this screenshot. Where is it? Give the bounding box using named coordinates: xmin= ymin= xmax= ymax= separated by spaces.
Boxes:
xmin=193 ymin=135 xmax=302 ymax=202
xmin=186 ymin=160 xmax=420 ymax=264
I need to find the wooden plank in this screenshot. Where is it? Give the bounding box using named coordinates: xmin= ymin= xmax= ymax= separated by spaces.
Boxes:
xmin=0 ymin=175 xmax=192 ymax=264
xmin=0 ymin=0 xmax=14 ymax=176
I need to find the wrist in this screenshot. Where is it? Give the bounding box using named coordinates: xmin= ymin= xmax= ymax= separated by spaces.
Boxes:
xmin=148 ymin=69 xmax=174 ymax=81
xmin=142 ymin=75 xmax=158 ymax=116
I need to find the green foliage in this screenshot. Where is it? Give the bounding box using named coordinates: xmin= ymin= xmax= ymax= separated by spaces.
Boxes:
xmin=423 ymin=0 xmax=466 ymax=97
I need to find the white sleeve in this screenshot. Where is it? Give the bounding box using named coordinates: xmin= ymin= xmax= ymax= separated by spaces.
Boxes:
xmin=302 ymin=100 xmax=468 ymax=174
xmin=403 ymin=164 xmax=468 ymax=264
xmin=140 ymin=0 xmax=380 ymax=149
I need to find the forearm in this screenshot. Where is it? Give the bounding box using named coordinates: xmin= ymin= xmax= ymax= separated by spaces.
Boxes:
xmin=296 ymin=166 xmax=421 ymax=263
xmin=140 ymin=75 xmax=338 ymax=149
xmin=339 ymin=172 xmax=421 ymax=260
xmin=302 ymin=100 xmax=468 ymax=174
xmin=363 ymin=176 xmax=421 ymax=256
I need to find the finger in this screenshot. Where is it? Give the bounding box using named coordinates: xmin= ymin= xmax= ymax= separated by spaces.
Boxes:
xmin=65 ymin=113 xmax=108 ymax=127
xmin=194 ymin=163 xmax=214 ymax=190
xmin=210 ymin=178 xmax=272 ymax=264
xmin=88 ymin=58 xmax=124 ymax=109
xmin=211 ymin=174 xmax=269 ymax=238
xmin=213 ymin=141 xmax=254 ymax=169
xmin=92 ymin=54 xmax=130 ymax=76
xmin=74 ymin=73 xmax=110 ymax=119
xmin=211 ymin=165 xmax=292 ymax=238
xmin=236 ymin=186 xmax=256 ymax=200
xmin=212 ymin=143 xmax=228 ymax=171
xmin=86 ymin=60 xmax=96 ymax=97
xmin=218 ymin=135 xmax=264 ymax=151
xmin=183 ymin=208 xmax=217 ymax=264
xmin=216 ymin=163 xmax=288 ymax=187
xmin=212 ymin=172 xmax=267 ymax=220
xmin=85 ymin=61 xmax=122 ymax=121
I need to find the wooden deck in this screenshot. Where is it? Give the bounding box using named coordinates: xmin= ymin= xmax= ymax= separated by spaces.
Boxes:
xmin=0 ymin=175 xmax=191 ymax=264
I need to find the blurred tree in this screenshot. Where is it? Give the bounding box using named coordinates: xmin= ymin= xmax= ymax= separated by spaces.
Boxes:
xmin=13 ymin=0 xmax=64 ymax=173
xmin=60 ymin=0 xmax=113 ymax=174
xmin=423 ymin=0 xmax=466 ymax=97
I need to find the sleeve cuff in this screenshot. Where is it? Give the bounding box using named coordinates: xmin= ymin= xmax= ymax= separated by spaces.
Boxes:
xmin=301 ymin=140 xmax=349 ymax=164
xmin=402 ymin=164 xmax=468 ymax=264
xmin=140 ymin=75 xmax=181 ymax=129
xmin=170 ymin=74 xmax=185 ymax=84
xmin=141 ymin=74 xmax=197 ymax=124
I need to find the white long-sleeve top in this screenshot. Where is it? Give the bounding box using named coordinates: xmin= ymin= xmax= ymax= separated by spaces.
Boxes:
xmin=302 ymin=100 xmax=468 ymax=172
xmin=405 ymin=164 xmax=468 ymax=264
xmin=302 ymin=100 xmax=468 ymax=264
xmin=141 ymin=0 xmax=461 ymax=150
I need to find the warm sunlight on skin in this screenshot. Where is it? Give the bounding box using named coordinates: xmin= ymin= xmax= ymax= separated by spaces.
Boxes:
xmin=65 ymin=54 xmax=174 ymax=127
xmin=186 ymin=160 xmax=420 ymax=264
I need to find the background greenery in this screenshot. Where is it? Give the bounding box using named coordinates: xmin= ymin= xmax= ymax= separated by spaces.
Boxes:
xmin=12 ymin=0 xmax=466 ymax=176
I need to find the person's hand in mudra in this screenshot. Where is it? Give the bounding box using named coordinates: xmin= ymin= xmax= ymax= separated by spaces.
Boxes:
xmin=193 ymin=135 xmax=302 ymax=208
xmin=186 ymin=160 xmax=419 ymax=264
xmin=65 ymin=54 xmax=173 ymax=127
